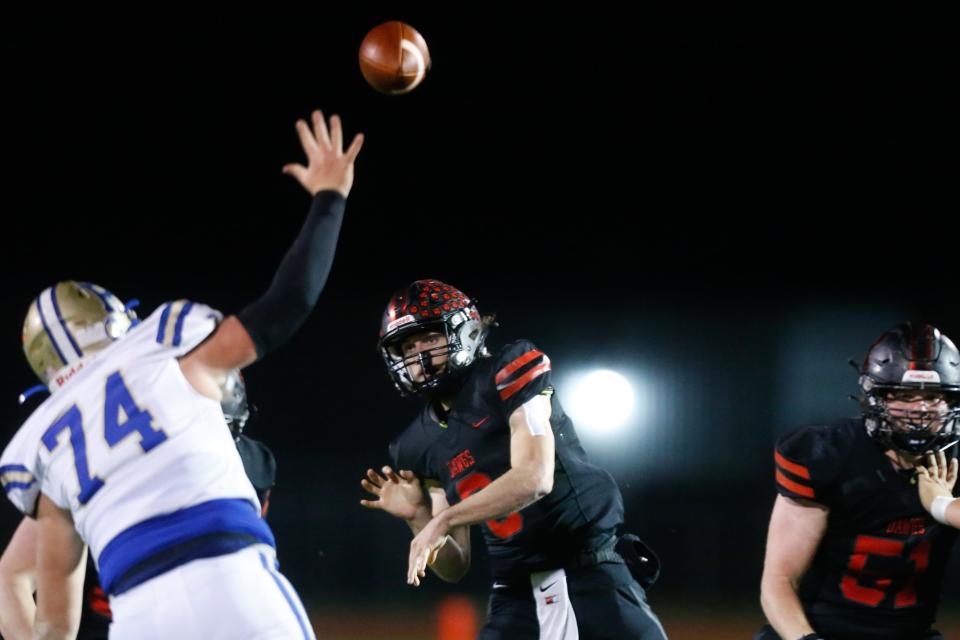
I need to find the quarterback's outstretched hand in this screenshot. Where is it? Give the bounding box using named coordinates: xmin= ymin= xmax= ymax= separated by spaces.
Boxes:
xmin=283 ymin=111 xmax=364 ymax=197
xmin=360 ymin=466 xmax=430 ymax=523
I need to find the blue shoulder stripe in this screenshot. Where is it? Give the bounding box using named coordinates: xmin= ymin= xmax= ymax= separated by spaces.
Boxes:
xmin=0 ymin=464 xmax=30 ymax=474
xmin=156 ymin=303 xmax=173 ymax=344
xmin=3 ymin=481 xmax=36 ymax=493
xmin=172 ymin=302 xmax=195 ymax=347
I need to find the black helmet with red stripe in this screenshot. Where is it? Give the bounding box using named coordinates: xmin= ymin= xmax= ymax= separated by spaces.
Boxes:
xmin=378 ymin=279 xmax=490 ymax=396
xmin=859 ymin=322 xmax=960 ymax=454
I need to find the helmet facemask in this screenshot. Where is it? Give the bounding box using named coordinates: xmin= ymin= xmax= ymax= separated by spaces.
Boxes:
xmin=380 ymin=307 xmax=489 ymax=397
xmin=221 ymin=369 xmax=253 ymax=439
xmin=861 ymin=381 xmax=960 ymax=455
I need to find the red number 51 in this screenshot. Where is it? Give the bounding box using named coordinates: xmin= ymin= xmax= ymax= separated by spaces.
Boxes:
xmin=841 ymin=535 xmax=931 ymax=608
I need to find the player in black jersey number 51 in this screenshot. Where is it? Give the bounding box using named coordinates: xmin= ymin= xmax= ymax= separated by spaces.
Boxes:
xmin=757 ymin=323 xmax=960 ymax=640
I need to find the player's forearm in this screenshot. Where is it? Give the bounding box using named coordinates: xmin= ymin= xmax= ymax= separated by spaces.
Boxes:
xmin=441 ymin=465 xmax=549 ymax=529
xmin=423 ymin=532 xmax=470 ymax=583
xmin=0 ymin=575 xmax=36 ymax=640
xmin=237 ymin=190 xmax=346 ymax=358
xmin=34 ymin=587 xmax=81 ymax=640
xmin=406 ymin=509 xmax=470 ymax=582
xmin=33 ymin=532 xmax=84 ymax=640
xmin=760 ymin=575 xmax=816 ymax=640
xmin=33 ymin=620 xmax=77 ymax=640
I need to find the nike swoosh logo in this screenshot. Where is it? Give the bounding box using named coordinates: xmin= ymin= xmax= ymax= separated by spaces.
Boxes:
xmin=471 ymin=416 xmax=490 ymax=428
xmin=493 ymin=582 xmax=508 ymax=589
xmin=539 ymin=581 xmax=557 ymax=592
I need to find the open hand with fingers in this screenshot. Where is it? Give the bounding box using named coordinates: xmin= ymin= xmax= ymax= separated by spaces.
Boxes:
xmin=360 ymin=466 xmax=429 ymax=523
xmin=407 ymin=514 xmax=450 ymax=586
xmin=283 ymin=110 xmax=364 ymax=197
xmin=916 ymin=450 xmax=959 ymax=512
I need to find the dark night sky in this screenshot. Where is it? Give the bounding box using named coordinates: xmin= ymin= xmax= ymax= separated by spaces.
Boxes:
xmin=2 ymin=8 xmax=960 ymax=618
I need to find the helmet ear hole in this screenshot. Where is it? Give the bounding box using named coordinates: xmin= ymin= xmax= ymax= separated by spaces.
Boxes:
xmin=383 ymin=341 xmax=403 ymax=361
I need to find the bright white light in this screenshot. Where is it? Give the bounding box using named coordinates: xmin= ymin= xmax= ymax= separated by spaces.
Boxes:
xmin=565 ymin=369 xmax=635 ymax=435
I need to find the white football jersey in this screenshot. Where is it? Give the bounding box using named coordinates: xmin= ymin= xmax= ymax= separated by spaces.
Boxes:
xmin=0 ymin=301 xmax=259 ymax=566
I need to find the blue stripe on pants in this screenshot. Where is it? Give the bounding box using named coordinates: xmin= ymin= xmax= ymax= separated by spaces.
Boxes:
xmin=259 ymin=552 xmax=311 ymax=640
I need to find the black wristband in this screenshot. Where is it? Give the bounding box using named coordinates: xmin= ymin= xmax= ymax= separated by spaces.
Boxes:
xmin=798 ymin=634 xmax=823 ymax=640
xmin=238 ymin=190 xmax=346 ymax=357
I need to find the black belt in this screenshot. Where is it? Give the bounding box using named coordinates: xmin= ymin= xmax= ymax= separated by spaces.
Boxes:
xmin=489 ymin=534 xmax=659 ymax=590
xmin=567 ymin=544 xmax=625 ymax=569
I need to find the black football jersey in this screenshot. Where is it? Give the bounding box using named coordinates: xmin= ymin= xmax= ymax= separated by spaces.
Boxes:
xmin=389 ymin=340 xmax=625 ymax=579
xmin=774 ymin=418 xmax=957 ymax=639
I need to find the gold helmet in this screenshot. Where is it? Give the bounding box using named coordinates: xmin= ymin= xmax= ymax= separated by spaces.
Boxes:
xmin=22 ymin=281 xmax=138 ymax=386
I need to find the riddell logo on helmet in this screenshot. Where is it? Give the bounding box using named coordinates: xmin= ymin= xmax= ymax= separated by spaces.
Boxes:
xmin=54 ymin=363 xmax=85 ymax=388
xmin=902 ymin=370 xmax=941 ymax=384
xmin=386 ymin=315 xmax=416 ymax=334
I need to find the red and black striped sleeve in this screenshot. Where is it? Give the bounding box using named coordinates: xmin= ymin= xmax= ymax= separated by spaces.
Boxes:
xmin=493 ymin=340 xmax=553 ymax=416
xmin=773 ymin=427 xmax=837 ymax=504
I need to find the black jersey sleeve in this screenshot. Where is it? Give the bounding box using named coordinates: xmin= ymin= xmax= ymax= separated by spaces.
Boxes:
xmin=774 ymin=425 xmax=845 ymax=506
xmin=388 ymin=422 xmax=435 ymax=481
xmin=492 ymin=340 xmax=554 ymax=417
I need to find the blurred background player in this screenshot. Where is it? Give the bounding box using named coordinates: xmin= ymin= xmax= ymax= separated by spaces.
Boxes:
xmin=361 ymin=279 xmax=667 ymax=640
xmin=757 ymin=323 xmax=960 ymax=640
xmin=223 ymin=371 xmax=278 ymax=519
xmin=0 ymin=110 xmax=361 ymax=639
xmin=0 ymin=367 xmax=277 ymax=640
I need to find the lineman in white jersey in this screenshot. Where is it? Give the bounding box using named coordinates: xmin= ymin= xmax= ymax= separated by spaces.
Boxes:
xmin=0 ymin=110 xmax=363 ymax=640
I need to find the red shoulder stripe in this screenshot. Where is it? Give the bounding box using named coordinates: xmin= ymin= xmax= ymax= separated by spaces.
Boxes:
xmin=775 ymin=450 xmax=811 ymax=480
xmin=495 ymin=349 xmax=545 ymax=385
xmin=776 ymin=469 xmax=815 ymax=499
xmin=498 ymin=360 xmax=551 ymax=401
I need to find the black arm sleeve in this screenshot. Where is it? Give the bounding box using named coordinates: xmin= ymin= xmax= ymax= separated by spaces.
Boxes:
xmin=238 ymin=190 xmax=346 ymax=357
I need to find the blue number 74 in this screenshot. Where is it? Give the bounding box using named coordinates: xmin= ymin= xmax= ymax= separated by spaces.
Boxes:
xmin=42 ymin=372 xmax=167 ymax=505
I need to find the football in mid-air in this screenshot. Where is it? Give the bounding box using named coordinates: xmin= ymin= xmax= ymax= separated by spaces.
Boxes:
xmin=359 ymin=21 xmax=431 ymax=95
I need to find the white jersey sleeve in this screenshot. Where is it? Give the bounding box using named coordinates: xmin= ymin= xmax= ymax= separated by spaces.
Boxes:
xmin=138 ymin=300 xmax=223 ymax=357
xmin=0 ymin=419 xmax=43 ymax=516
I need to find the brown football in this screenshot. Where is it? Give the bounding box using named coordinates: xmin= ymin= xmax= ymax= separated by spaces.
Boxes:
xmin=359 ymin=21 xmax=431 ymax=95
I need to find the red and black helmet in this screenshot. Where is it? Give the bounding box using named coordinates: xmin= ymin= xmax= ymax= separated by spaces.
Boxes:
xmin=859 ymin=322 xmax=960 ymax=454
xmin=378 ymin=279 xmax=490 ymax=396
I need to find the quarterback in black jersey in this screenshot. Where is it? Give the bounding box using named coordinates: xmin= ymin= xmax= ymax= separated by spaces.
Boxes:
xmin=361 ymin=279 xmax=666 ymax=640
xmin=757 ymin=323 xmax=960 ymax=640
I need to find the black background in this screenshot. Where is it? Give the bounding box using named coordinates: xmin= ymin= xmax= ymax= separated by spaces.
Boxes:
xmin=3 ymin=7 xmax=960 ymax=633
